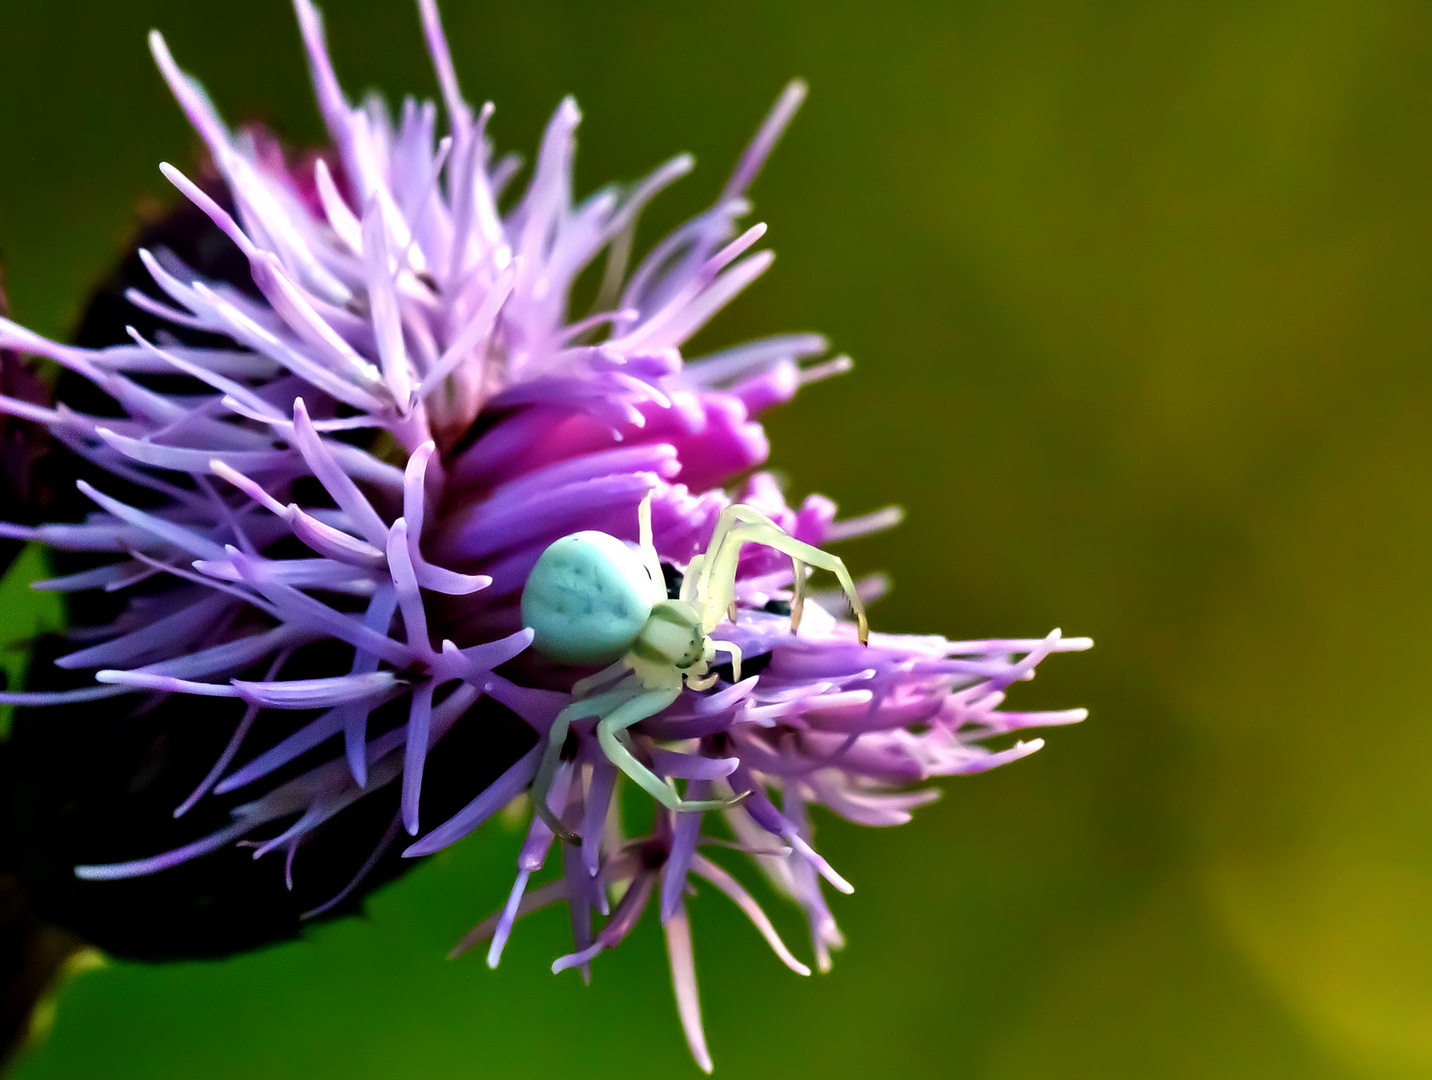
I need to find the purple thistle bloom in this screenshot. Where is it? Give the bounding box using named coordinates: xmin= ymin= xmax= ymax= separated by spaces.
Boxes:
xmin=0 ymin=1 xmax=1090 ymax=1069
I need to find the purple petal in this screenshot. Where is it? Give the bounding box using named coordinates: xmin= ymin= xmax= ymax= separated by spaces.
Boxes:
xmin=690 ymin=854 xmax=810 ymax=976
xmin=400 ymin=682 xmax=435 ymax=835
xmin=661 ymin=779 xmax=708 ymax=923
xmin=75 ymin=818 xmax=255 ymax=881
xmin=403 ymin=744 xmax=541 ymax=857
xmin=291 ymin=398 xmax=390 ymax=546
xmin=663 ymin=900 xmax=713 ymax=1074
xmin=231 ymin=670 xmax=402 ymax=709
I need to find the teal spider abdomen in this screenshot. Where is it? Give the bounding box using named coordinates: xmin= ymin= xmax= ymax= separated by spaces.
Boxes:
xmin=520 ymin=531 xmax=658 ymax=664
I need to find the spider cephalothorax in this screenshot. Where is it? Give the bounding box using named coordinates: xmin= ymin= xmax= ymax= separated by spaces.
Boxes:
xmin=520 ymin=493 xmax=868 ymax=839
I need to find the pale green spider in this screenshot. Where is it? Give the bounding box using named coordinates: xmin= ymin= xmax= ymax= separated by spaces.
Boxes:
xmin=520 ymin=493 xmax=869 ymax=840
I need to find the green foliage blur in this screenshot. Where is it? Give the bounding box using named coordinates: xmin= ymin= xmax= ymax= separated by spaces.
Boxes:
xmin=2 ymin=0 xmax=1430 ymax=1076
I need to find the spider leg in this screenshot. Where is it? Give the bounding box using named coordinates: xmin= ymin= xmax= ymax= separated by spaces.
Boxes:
xmin=635 ymin=491 xmax=665 ymax=602
xmin=592 ymin=686 xmax=681 ymax=807
xmin=694 ymin=504 xmax=779 ymax=611
xmin=571 ymin=657 xmax=630 ymax=698
xmin=533 ymin=679 xmax=641 ymax=842
xmin=701 ymin=522 xmax=870 ymax=644
xmin=758 ymin=531 xmax=868 ymax=643
xmin=711 ymin=639 xmax=743 ymax=682
xmin=790 ymin=556 xmax=807 ymax=634
xmin=594 ymin=687 xmax=739 ymax=812
xmin=679 ymin=553 xmax=705 ymax=606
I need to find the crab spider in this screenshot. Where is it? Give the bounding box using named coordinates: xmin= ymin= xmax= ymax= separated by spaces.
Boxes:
xmin=520 ymin=493 xmax=869 ymax=841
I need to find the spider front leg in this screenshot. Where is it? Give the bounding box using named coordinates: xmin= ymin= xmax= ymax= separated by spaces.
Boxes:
xmin=712 ymin=639 xmax=743 ymax=682
xmin=700 ymin=518 xmax=870 ymax=644
xmin=594 ymin=686 xmax=740 ymax=813
xmin=773 ymin=534 xmax=867 ymax=641
xmin=532 ymin=680 xmax=643 ymax=842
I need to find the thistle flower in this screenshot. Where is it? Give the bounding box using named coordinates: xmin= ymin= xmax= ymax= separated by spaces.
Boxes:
xmin=0 ymin=1 xmax=1090 ymax=1069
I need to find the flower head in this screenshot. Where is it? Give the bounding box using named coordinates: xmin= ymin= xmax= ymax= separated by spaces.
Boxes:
xmin=0 ymin=1 xmax=1090 ymax=1069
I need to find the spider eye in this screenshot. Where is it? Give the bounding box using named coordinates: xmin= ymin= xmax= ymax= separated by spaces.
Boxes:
xmin=521 ymin=531 xmax=656 ymax=665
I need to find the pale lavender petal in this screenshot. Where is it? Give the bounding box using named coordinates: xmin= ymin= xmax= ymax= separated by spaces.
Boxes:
xmin=400 ymin=681 xmax=435 ymax=835
xmin=690 ymin=854 xmax=811 ymax=976
xmin=386 ymin=518 xmax=433 ymax=661
xmin=56 ymin=592 xmax=233 ymax=670
xmin=436 ymin=630 xmax=533 ymax=683
xmin=75 ymin=818 xmax=256 ymax=881
xmin=95 ymin=671 xmax=239 ymax=697
xmin=229 ymin=551 xmax=411 ymax=665
xmin=362 ymin=200 xmax=412 ymax=410
xmin=216 ymin=706 xmax=351 ymax=794
xmin=403 ymin=744 xmax=541 ymax=857
xmin=661 ymin=779 xmax=709 ymax=923
xmin=551 ymin=870 xmax=655 ymax=975
xmin=663 ymin=900 xmax=713 ymax=1074
xmin=76 ymin=481 xmax=227 ymax=560
xmin=581 ymin=759 xmax=617 ymax=877
xmin=291 ymin=398 xmax=390 ymax=546
xmin=486 ymin=868 xmax=531 ymax=968
xmin=723 ymin=79 xmax=807 ymax=199
xmin=646 ymin=749 xmax=738 ymax=781
xmin=520 ymin=759 xmax=571 ymax=871
xmin=284 ymin=505 xmax=387 ymax=567
xmin=561 ymin=838 xmax=595 ymax=984
xmin=448 ymin=877 xmax=568 ymax=961
xmin=0 ymin=686 xmax=132 ymax=706
xmin=175 ymin=648 xmax=293 ymax=817
xmin=730 ymin=763 xmax=854 ymax=894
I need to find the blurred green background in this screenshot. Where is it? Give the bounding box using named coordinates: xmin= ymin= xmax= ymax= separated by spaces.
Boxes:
xmin=3 ymin=0 xmax=1431 ymax=1076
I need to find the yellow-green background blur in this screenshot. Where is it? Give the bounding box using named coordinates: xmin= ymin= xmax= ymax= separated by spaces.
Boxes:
xmin=2 ymin=0 xmax=1430 ymax=1077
